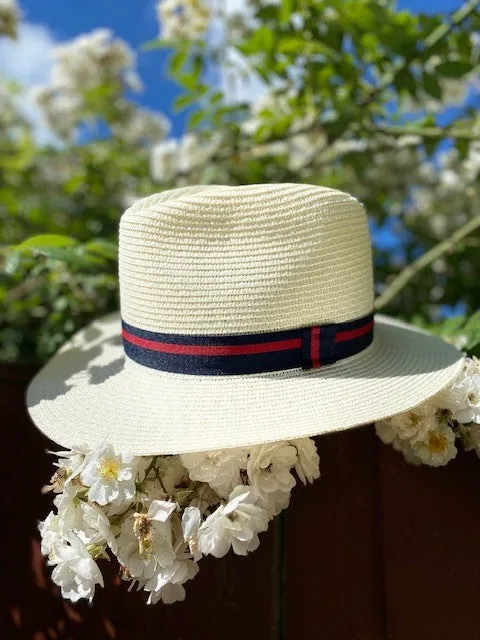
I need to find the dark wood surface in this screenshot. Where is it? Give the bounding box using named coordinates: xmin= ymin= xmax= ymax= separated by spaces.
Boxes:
xmin=285 ymin=428 xmax=386 ymax=640
xmin=1 ymin=365 xmax=480 ymax=639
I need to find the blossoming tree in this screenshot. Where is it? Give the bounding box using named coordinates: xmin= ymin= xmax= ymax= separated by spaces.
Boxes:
xmin=2 ymin=0 xmax=480 ymax=616
xmin=1 ymin=0 xmax=480 ymax=364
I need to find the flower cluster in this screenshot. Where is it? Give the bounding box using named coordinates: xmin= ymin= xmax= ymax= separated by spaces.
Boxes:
xmin=157 ymin=0 xmax=210 ymax=42
xmin=111 ymin=102 xmax=171 ymax=146
xmin=150 ymin=132 xmax=222 ymax=183
xmin=30 ymin=29 xmax=171 ymax=142
xmin=39 ymin=438 xmax=320 ymax=605
xmin=0 ymin=0 xmax=20 ymax=39
xmin=376 ymin=357 xmax=480 ymax=466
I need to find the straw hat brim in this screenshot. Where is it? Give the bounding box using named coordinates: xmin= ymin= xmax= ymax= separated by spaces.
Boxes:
xmin=27 ymin=312 xmax=464 ymax=455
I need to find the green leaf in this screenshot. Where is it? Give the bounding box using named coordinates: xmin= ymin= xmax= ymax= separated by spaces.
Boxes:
xmin=210 ymin=91 xmax=223 ymax=104
xmin=142 ymin=38 xmax=175 ymax=51
xmin=435 ymin=61 xmax=473 ymax=78
xmin=439 ymin=315 xmax=466 ymax=335
xmin=18 ymin=235 xmax=77 ymax=250
xmin=277 ymin=37 xmax=335 ymax=57
xmin=143 ymin=38 xmax=205 ymax=52
xmin=173 ymin=93 xmax=196 ymax=112
xmin=239 ymin=26 xmax=274 ymax=56
xmin=423 ymin=71 xmax=442 ymax=100
xmin=192 ymin=54 xmax=204 ymax=82
xmin=170 ymin=48 xmax=188 ymax=76
xmin=280 ymin=0 xmax=293 ymax=25
xmin=176 ymin=72 xmax=201 ymax=91
xmin=188 ymin=109 xmax=206 ymax=129
xmin=394 ymin=68 xmax=417 ymax=95
xmin=84 ymin=240 xmax=118 ymax=261
xmin=463 ymin=312 xmax=480 ymax=350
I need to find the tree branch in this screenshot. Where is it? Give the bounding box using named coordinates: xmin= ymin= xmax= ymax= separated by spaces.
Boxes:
xmin=367 ymin=122 xmax=479 ymax=141
xmin=360 ymin=0 xmax=480 ymax=106
xmin=424 ymin=0 xmax=480 ymax=49
xmin=375 ymin=216 xmax=480 ymax=310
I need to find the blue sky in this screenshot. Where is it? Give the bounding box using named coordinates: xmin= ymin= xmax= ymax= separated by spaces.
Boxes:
xmin=5 ymin=0 xmax=466 ymax=137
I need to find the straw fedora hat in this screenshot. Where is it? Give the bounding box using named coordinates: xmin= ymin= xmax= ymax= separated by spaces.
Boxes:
xmin=27 ymin=183 xmax=463 ymax=455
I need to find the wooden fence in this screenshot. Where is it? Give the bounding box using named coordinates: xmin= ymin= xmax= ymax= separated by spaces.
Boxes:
xmin=1 ymin=365 xmax=480 ymax=639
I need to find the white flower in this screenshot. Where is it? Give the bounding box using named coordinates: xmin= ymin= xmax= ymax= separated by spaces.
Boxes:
xmin=440 ymin=360 xmax=480 ymax=424
xmin=79 ymin=502 xmax=117 ymax=553
xmin=387 ymin=403 xmax=439 ymax=442
xmin=80 ymin=443 xmax=138 ymax=506
xmin=288 ymin=132 xmax=327 ymax=172
xmin=150 ymin=133 xmax=221 ymax=182
xmin=157 ymin=0 xmax=210 ymax=41
xmin=112 ymin=104 xmax=170 ymax=145
xmin=181 ymin=448 xmax=246 ymax=498
xmin=54 ymin=444 xmax=88 ymax=483
xmin=145 ymin=499 xmax=177 ymax=522
xmin=31 ymin=29 xmax=142 ymax=139
xmin=150 ymin=139 xmax=178 ymax=182
xmin=49 ymin=532 xmax=104 ymax=603
xmin=412 ymin=424 xmax=457 ymax=467
xmin=0 ymin=0 xmax=20 ymax=39
xmin=117 ymin=501 xmax=176 ymax=580
xmin=459 ymin=423 xmax=480 ymax=457
xmin=292 ymin=438 xmax=320 ymax=484
xmin=259 ymin=489 xmax=291 ymax=518
xmin=181 ymin=506 xmax=202 ymax=558
xmin=177 ymin=132 xmax=220 ymax=174
xmin=182 ymin=506 xmax=202 ymax=542
xmin=375 ymin=419 xmax=399 ymax=445
xmin=247 ymin=442 xmax=297 ymax=496
xmin=144 ymin=557 xmax=199 ymax=605
xmin=30 ymin=85 xmax=83 ymax=140
xmin=377 ymin=414 xmax=454 ymax=467
xmin=54 ymin=483 xmax=86 ymax=533
xmin=51 ymin=29 xmax=139 ymax=93
xmin=51 ymin=485 xmax=117 ymax=554
xmin=197 ymin=486 xmax=269 ymax=558
xmin=39 ymin=512 xmax=63 ymax=557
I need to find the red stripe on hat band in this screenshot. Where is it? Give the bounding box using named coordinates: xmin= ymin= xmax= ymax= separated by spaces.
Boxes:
xmin=335 ymin=319 xmax=374 ymax=343
xmin=122 ymin=329 xmax=302 ymax=356
xmin=310 ymin=326 xmax=320 ymax=369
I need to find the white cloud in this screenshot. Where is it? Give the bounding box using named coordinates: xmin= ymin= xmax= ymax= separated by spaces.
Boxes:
xmin=1 ymin=21 xmax=56 ymax=86
xmin=0 ymin=21 xmax=60 ymax=144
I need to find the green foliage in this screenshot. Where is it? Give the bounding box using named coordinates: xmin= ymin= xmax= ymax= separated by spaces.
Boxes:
xmin=413 ymin=312 xmax=480 ymax=356
xmin=1 ymin=0 xmax=480 ymax=363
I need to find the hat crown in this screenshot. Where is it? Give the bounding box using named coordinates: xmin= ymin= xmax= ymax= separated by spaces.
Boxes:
xmin=119 ymin=183 xmax=374 ymax=335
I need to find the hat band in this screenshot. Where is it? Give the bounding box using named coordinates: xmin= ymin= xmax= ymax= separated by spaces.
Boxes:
xmin=121 ymin=313 xmax=374 ymax=376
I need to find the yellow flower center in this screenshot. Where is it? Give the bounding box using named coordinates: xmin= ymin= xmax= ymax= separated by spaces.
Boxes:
xmin=468 ymin=391 xmax=478 ymax=404
xmin=427 ymin=432 xmax=448 ymax=454
xmin=99 ymin=457 xmax=121 ymax=481
xmin=408 ymin=412 xmax=421 ymax=428
xmin=133 ymin=513 xmax=153 ymax=557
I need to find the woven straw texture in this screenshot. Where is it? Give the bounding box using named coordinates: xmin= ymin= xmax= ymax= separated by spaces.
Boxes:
xmin=119 ymin=183 xmax=373 ymax=333
xmin=27 ymin=184 xmax=464 ymax=454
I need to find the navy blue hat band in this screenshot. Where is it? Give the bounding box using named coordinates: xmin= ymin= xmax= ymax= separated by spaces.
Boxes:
xmin=121 ymin=313 xmax=374 ymax=376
